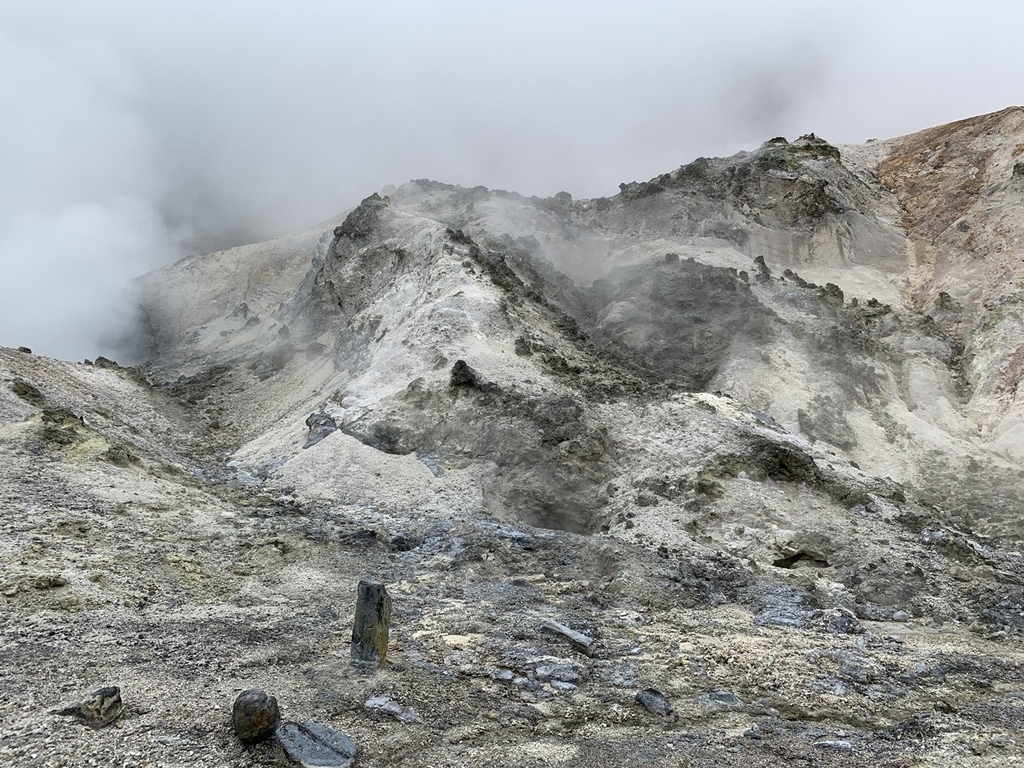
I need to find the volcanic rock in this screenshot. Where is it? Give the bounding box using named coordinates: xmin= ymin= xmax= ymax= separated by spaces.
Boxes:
xmin=50 ymin=686 xmax=124 ymax=729
xmin=232 ymin=688 xmax=281 ymax=744
xmin=277 ymin=722 xmax=358 ymax=768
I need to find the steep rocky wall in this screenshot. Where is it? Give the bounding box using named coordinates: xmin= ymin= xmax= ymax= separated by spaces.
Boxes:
xmin=135 ymin=114 xmax=1024 ymax=542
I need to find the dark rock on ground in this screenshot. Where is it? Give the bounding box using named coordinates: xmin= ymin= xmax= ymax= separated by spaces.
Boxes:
xmin=232 ymin=688 xmax=281 ymax=745
xmin=304 ymin=412 xmax=338 ymax=449
xmin=635 ymin=688 xmax=674 ymax=716
xmin=449 ymin=359 xmax=478 ymax=388
xmin=277 ymin=721 xmax=358 ymax=768
xmin=39 ymin=407 xmax=85 ymax=446
xmin=351 ymin=579 xmax=391 ymax=664
xmin=50 ymin=686 xmax=124 ymax=729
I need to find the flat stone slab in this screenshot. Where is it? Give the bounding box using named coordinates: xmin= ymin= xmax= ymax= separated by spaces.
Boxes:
xmin=364 ymin=694 xmax=422 ymax=723
xmin=277 ymin=721 xmax=358 ymax=768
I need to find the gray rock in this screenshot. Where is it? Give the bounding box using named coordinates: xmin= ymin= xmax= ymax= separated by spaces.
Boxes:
xmin=232 ymin=688 xmax=280 ymax=745
xmin=304 ymin=412 xmax=338 ymax=449
xmin=699 ymin=690 xmax=741 ymax=708
xmin=814 ymin=740 xmax=855 ymax=751
xmin=820 ymin=607 xmax=863 ymax=634
xmin=550 ymin=681 xmax=578 ymax=692
xmin=416 ymin=452 xmax=444 ymax=477
xmin=364 ymin=694 xmax=422 ymax=723
xmin=351 ymin=579 xmax=391 ymax=664
xmin=278 ymin=722 xmax=358 ymax=768
xmin=534 ymin=663 xmax=582 ymax=685
xmin=920 ymin=528 xmax=946 ymax=544
xmin=635 ymin=688 xmax=674 ymax=716
xmin=538 ymin=619 xmax=596 ymax=656
xmin=753 ymin=585 xmax=813 ymax=629
xmin=50 ymin=686 xmax=124 ymax=729
xmin=836 ymin=651 xmax=881 ymax=684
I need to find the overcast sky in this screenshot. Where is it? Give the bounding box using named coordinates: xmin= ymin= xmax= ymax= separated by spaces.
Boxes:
xmin=1 ymin=1 xmax=1022 ymax=360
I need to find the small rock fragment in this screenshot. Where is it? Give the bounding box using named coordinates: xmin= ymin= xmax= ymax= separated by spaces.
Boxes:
xmin=278 ymin=721 xmax=358 ymax=768
xmin=821 ymin=606 xmax=862 ymax=634
xmin=538 ymin=619 xmax=596 ymax=656
xmin=701 ymin=690 xmax=741 ymax=707
xmin=635 ymin=688 xmax=674 ymax=716
xmin=232 ymin=688 xmax=281 ymax=745
xmin=449 ymin=359 xmax=478 ymax=388
xmin=364 ymin=694 xmax=423 ymax=723
xmin=534 ymin=663 xmax=582 ymax=685
xmin=351 ymin=579 xmax=391 ymax=664
xmin=50 ymin=686 xmax=124 ymax=729
xmin=814 ymin=740 xmax=855 ymax=751
xmin=304 ymin=412 xmax=338 ymax=449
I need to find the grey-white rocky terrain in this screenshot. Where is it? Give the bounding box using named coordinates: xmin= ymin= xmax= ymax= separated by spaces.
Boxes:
xmin=3 ymin=108 xmax=1024 ymax=766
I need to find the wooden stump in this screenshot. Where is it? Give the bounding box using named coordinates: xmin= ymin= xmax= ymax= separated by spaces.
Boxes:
xmin=351 ymin=579 xmax=391 ymax=664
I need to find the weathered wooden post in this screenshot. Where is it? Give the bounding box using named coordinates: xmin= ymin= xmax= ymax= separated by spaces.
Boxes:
xmin=351 ymin=579 xmax=391 ymax=665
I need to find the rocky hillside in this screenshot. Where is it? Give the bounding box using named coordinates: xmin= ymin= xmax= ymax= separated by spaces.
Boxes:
xmin=2 ymin=109 xmax=1024 ymax=766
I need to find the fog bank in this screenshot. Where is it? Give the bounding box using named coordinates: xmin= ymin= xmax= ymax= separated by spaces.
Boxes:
xmin=1 ymin=1 xmax=1021 ymax=360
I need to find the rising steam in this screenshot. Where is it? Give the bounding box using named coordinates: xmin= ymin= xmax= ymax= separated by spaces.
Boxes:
xmin=1 ymin=1 xmax=1020 ymax=360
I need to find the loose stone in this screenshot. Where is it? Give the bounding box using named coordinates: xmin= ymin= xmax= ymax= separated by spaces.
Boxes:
xmin=351 ymin=579 xmax=392 ymax=664
xmin=539 ymin=619 xmax=596 ymax=656
xmin=635 ymin=688 xmax=674 ymax=716
xmin=232 ymin=689 xmax=280 ymax=745
xmin=364 ymin=694 xmax=423 ymax=723
xmin=50 ymin=686 xmax=124 ymax=729
xmin=278 ymin=721 xmax=358 ymax=768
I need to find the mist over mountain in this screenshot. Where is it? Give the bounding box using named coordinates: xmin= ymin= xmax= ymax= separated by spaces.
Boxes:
xmin=4 ymin=1 xmax=1024 ymax=360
